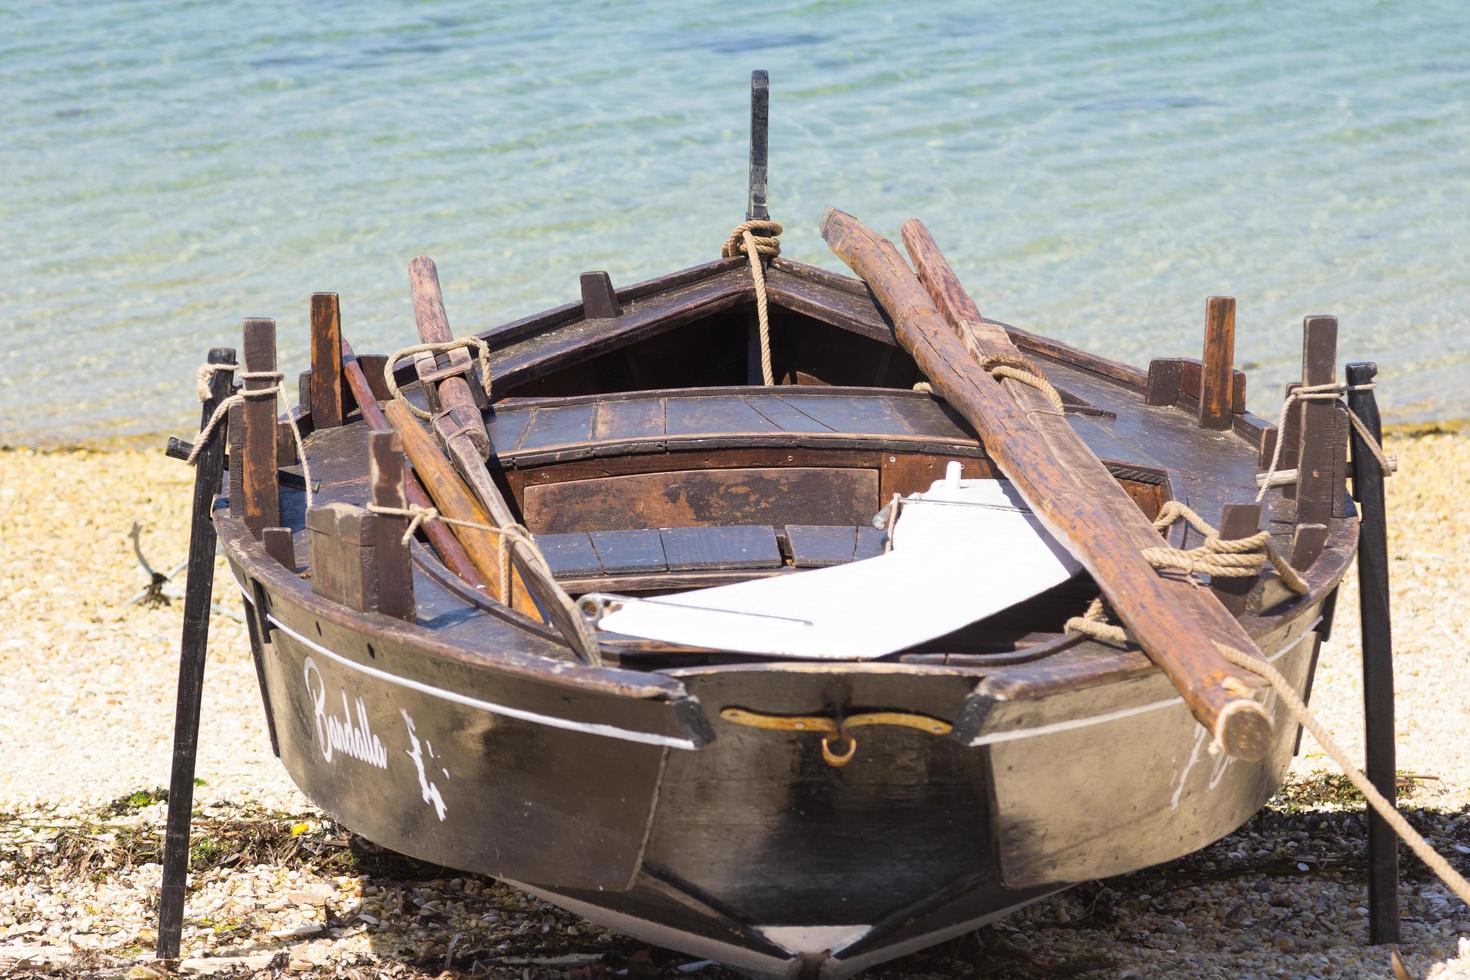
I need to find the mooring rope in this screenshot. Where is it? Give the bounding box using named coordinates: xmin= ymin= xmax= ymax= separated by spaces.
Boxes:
xmin=722 ymin=219 xmax=782 ymax=386
xmin=1256 ymin=382 xmax=1394 ymax=503
xmin=381 ymin=337 xmax=494 ymax=419
xmin=186 ymin=363 xmax=314 ymax=508
xmin=1213 ymin=643 xmax=1470 ymax=908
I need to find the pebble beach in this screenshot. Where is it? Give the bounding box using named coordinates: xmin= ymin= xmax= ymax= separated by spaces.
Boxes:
xmin=1 ymin=425 xmax=1468 ymax=978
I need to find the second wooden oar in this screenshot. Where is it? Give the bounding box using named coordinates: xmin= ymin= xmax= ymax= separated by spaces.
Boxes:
xmin=821 ymin=208 xmax=1274 ymax=761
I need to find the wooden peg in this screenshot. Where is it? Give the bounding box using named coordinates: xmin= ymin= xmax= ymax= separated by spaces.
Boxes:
xmin=748 ymin=69 xmax=770 ymax=221
xmin=262 ymin=527 xmax=296 ymax=571
xmin=369 ymin=429 xmax=415 ymax=621
xmin=1199 ymin=296 xmax=1236 ymax=429
xmin=1145 ymin=358 xmax=1182 ymax=406
xmin=1211 ymin=503 xmax=1261 ymax=614
xmin=580 ymin=271 xmax=621 ymax=319
xmin=1296 ymin=315 xmax=1339 ymax=525
xmin=240 ymin=318 xmax=280 ymax=537
xmin=310 ymin=293 xmax=345 ymax=428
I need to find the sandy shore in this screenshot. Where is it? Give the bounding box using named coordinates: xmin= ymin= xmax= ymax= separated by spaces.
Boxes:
xmin=2 ymin=428 xmax=1468 ymax=977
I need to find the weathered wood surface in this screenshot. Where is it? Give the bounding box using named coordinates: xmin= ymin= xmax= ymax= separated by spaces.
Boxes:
xmin=340 ymin=338 xmax=489 ymax=593
xmin=1199 ymin=296 xmax=1236 ymax=429
xmin=821 ymin=209 xmax=1273 ymax=759
xmin=580 ymin=271 xmax=621 ymax=320
xmin=369 ymin=430 xmax=415 ymax=621
xmin=410 ymin=256 xmax=491 ymax=455
xmin=383 ymin=398 xmax=542 ymax=620
xmin=747 ymin=69 xmax=769 ymax=222
xmin=240 ymin=318 xmax=281 ymax=537
xmin=309 ymin=293 xmax=345 ymax=428
xmin=1210 ymin=503 xmax=1260 ymax=615
xmin=1296 ymin=315 xmax=1339 ymax=526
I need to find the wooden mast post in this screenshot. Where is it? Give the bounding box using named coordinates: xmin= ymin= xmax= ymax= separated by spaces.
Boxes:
xmin=157 ymin=347 xmax=235 ymax=961
xmin=1347 ymin=361 xmax=1400 ymax=944
xmin=745 ymin=69 xmax=771 ymax=386
xmin=823 ymin=210 xmax=1276 ymax=760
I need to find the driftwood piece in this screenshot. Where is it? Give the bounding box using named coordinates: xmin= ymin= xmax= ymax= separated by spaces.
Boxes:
xmin=240 ymin=318 xmax=280 ymax=537
xmin=1199 ymin=296 xmax=1236 ymax=429
xmin=310 ymin=293 xmax=345 ymax=428
xmin=340 ymin=337 xmax=489 ymax=593
xmin=821 ymin=209 xmax=1273 ymax=760
xmin=409 ymin=257 xmax=491 ymax=448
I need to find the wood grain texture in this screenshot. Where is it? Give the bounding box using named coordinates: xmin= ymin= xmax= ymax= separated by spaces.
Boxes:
xmin=580 ymin=271 xmax=622 ymax=319
xmin=309 ymin=293 xmax=345 ymax=428
xmin=409 ymin=256 xmax=490 ymax=455
xmin=1210 ymin=504 xmax=1260 ymax=614
xmin=240 ymin=318 xmax=280 ymax=537
xmin=821 ymin=210 xmax=1272 ymax=759
xmin=747 ymin=69 xmax=769 ymax=221
xmin=1296 ymin=315 xmax=1339 ymax=526
xmin=368 ymin=429 xmax=415 ymax=621
xmin=1199 ymin=296 xmax=1236 ymax=429
xmin=384 ymin=398 xmax=541 ymax=621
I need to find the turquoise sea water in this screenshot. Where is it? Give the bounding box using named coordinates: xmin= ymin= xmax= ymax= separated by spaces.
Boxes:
xmin=2 ymin=1 xmax=1467 ymax=445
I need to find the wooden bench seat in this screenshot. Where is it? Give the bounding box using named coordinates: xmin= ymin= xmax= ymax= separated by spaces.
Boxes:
xmin=537 ymin=525 xmax=783 ymax=579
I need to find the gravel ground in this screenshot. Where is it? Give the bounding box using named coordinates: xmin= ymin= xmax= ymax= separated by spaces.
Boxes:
xmin=2 ymin=428 xmax=1467 ymax=978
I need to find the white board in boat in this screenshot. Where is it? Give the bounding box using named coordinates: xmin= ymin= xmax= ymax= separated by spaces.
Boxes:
xmin=588 ymin=466 xmax=1083 ymax=660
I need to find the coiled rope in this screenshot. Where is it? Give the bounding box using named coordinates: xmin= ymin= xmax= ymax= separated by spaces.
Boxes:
xmin=1256 ymin=382 xmax=1394 ymax=503
xmin=381 ymin=337 xmax=494 ymax=420
xmin=722 ymin=219 xmax=782 ymax=386
xmin=186 ymin=363 xmax=314 ymax=508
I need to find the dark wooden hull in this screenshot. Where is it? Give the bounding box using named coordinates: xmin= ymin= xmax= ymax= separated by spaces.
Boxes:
xmin=213 ymin=254 xmax=1357 ymax=976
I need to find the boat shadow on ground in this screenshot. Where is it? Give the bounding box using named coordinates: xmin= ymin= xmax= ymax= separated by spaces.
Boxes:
xmin=3 ymin=775 xmax=1466 ymax=978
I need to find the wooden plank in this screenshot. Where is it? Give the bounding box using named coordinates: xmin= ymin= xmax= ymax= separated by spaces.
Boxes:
xmin=1199 ymin=296 xmax=1236 ymax=429
xmin=589 ymin=529 xmax=667 ymax=575
xmin=855 ymin=525 xmax=887 ymax=560
xmin=524 ymin=467 xmax=879 ymax=535
xmin=787 ymin=525 xmax=858 ymax=567
xmin=368 ymin=429 xmax=415 ymax=621
xmin=594 ymin=397 xmax=666 ymax=443
xmin=1210 ymin=503 xmax=1260 ymax=614
xmin=660 ymin=525 xmax=781 ymax=571
xmin=240 ymin=318 xmax=280 ymax=538
xmin=536 ymin=532 xmax=603 ymax=578
xmin=309 ymin=293 xmax=344 ymax=428
xmin=1145 ymin=358 xmax=1182 ymax=406
xmin=485 ymin=405 xmax=534 ymax=453
xmin=522 ymin=403 xmax=598 ymax=450
xmin=826 ymin=211 xmax=1274 ymax=760
xmin=743 ymin=393 xmax=835 ymax=433
xmin=665 ymin=396 xmax=779 ymax=436
xmin=1296 ymin=315 xmax=1339 ymax=526
xmin=776 ymin=392 xmax=916 ymax=436
xmin=580 ymin=271 xmax=622 ymax=319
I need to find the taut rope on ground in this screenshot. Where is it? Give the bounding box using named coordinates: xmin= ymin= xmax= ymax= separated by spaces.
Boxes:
xmin=722 ymin=219 xmax=782 ymax=386
xmin=186 ymin=363 xmax=314 ymax=508
xmin=1256 ymin=382 xmax=1395 ymax=502
xmin=381 ymin=337 xmax=494 ymax=419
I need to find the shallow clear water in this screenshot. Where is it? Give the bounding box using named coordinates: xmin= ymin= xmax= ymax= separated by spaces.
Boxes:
xmin=3 ymin=1 xmax=1467 ymax=445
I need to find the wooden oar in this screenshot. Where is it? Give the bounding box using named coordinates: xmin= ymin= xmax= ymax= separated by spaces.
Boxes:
xmin=401 ymin=258 xmax=601 ymax=664
xmin=821 ymin=209 xmax=1273 ymax=761
xmin=340 ymin=337 xmax=489 ymax=593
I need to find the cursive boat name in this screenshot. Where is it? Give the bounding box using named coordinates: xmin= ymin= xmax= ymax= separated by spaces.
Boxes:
xmin=303 ymin=657 xmax=388 ymax=769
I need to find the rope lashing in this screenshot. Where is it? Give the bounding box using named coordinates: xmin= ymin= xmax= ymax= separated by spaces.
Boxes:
xmin=365 ymin=503 xmax=577 ymax=630
xmin=1065 ymin=500 xmax=1307 ymax=645
xmin=382 ymin=337 xmax=494 ymax=419
xmin=1256 ymin=382 xmax=1395 ymax=503
xmin=186 ymin=364 xmax=315 ymax=508
xmin=722 ymin=219 xmax=783 ymax=386
xmin=1213 ymin=643 xmax=1470 ymax=908
xmin=978 ymin=353 xmax=1066 ymax=414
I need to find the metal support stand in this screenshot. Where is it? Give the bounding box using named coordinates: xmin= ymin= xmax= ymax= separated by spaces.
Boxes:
xmin=157 ymin=347 xmax=236 ymax=960
xmin=1347 ymin=361 xmax=1400 ymax=944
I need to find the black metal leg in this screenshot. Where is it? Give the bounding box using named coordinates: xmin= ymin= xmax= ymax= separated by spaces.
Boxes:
xmin=157 ymin=347 xmax=235 ymax=960
xmin=1347 ymin=361 xmax=1399 ymax=945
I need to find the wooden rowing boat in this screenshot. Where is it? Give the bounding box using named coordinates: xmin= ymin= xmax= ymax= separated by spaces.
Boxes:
xmin=174 ymin=77 xmax=1363 ymax=978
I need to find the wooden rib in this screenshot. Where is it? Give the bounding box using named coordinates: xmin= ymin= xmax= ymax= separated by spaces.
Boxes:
xmin=1199 ymin=296 xmax=1236 ymax=429
xmin=340 ymin=337 xmax=489 ymax=593
xmin=820 ymin=209 xmax=1273 ymax=760
xmin=309 ymin=293 xmax=345 ymax=428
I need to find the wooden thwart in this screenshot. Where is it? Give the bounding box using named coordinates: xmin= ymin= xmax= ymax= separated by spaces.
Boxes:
xmin=821 ymin=209 xmax=1275 ymax=760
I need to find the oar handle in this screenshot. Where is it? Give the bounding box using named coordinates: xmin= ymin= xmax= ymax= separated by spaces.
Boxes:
xmin=408 ymin=256 xmax=491 ymax=458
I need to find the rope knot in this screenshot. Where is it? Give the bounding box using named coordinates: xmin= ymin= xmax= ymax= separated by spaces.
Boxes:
xmin=977 ymin=353 xmax=1066 ymax=413
xmin=721 ymin=220 xmax=782 ymax=260
xmin=382 ymin=337 xmax=494 ymax=420
xmin=1256 ymin=381 xmax=1394 ymax=502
